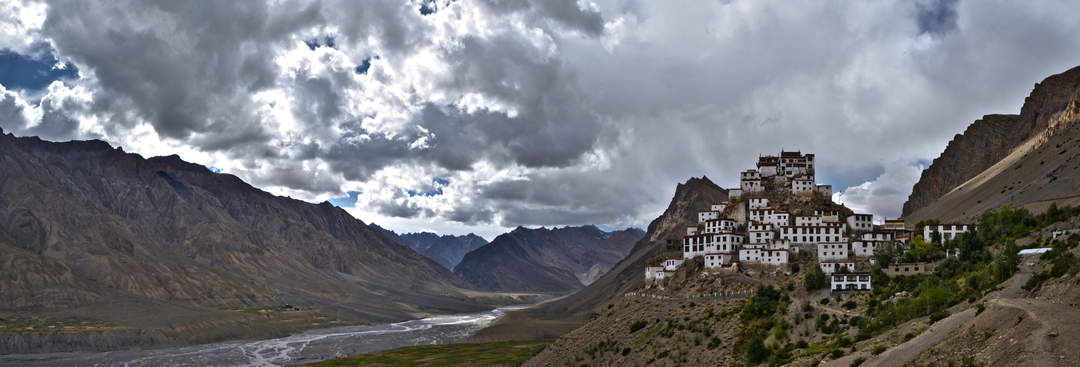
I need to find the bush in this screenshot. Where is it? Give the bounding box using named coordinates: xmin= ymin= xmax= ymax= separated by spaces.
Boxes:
xmin=830 ymin=349 xmax=845 ymax=359
xmin=820 ymin=298 xmax=830 ymax=305
xmin=850 ymin=357 xmax=866 ymax=367
xmin=621 ymin=347 xmax=631 ymax=356
xmin=746 ymin=333 xmax=769 ymax=364
xmin=842 ymin=300 xmax=857 ymax=310
xmin=629 ymin=320 xmax=648 ymax=333
xmin=872 ymin=345 xmax=887 ymax=355
xmin=806 ymin=265 xmax=828 ymax=290
xmin=929 ymin=310 xmax=950 ymax=324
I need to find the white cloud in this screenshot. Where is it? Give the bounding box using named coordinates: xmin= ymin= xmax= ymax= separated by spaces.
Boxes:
xmin=1 ymin=0 xmax=1079 ymax=236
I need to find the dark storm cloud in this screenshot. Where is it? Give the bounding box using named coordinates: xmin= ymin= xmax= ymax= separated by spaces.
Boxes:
xmin=41 ymin=0 xmax=323 ymax=139
xmin=5 ymin=0 xmax=1080 ymax=235
xmin=476 ymin=0 xmax=605 ymax=35
xmin=916 ymin=0 xmax=958 ymax=36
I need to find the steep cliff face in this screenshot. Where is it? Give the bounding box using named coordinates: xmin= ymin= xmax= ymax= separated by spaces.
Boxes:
xmin=373 ymin=225 xmax=488 ymax=269
xmin=453 ymin=226 xmax=643 ymax=293
xmin=0 ymin=132 xmax=486 ymax=352
xmin=903 ymin=66 xmax=1080 ymax=217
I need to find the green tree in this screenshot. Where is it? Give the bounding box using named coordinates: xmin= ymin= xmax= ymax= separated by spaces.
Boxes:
xmin=805 ymin=264 xmax=828 ymax=290
xmin=746 ymin=333 xmax=769 ymax=364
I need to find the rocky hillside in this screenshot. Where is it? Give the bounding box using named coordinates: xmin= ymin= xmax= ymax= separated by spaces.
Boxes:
xmin=470 ymin=177 xmax=729 ymax=341
xmin=905 ymin=66 xmax=1080 ymax=224
xmin=903 ymin=66 xmax=1080 ymax=218
xmin=0 ymin=131 xmax=488 ymax=352
xmin=373 ymin=225 xmax=488 ymax=269
xmin=453 ymin=226 xmax=643 ymax=293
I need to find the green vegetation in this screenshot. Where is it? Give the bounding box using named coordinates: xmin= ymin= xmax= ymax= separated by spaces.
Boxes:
xmin=805 ymin=264 xmax=828 ymax=290
xmin=862 ymin=205 xmax=1079 ymax=335
xmin=302 ymin=340 xmax=551 ymax=367
xmin=628 ymin=320 xmax=648 ymax=333
xmin=1023 ymin=232 xmax=1080 ymax=290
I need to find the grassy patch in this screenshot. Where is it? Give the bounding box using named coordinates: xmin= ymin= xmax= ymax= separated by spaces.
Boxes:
xmin=298 ymin=340 xmax=551 ymax=367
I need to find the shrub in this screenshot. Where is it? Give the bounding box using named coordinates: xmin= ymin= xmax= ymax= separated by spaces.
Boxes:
xmin=850 ymin=357 xmax=866 ymax=367
xmin=830 ymin=349 xmax=845 ymax=359
xmin=820 ymin=298 xmax=830 ymax=305
xmin=842 ymin=300 xmax=857 ymax=310
xmin=929 ymin=310 xmax=950 ymax=324
xmin=621 ymin=347 xmax=631 ymax=356
xmin=746 ymin=333 xmax=769 ymax=364
xmin=872 ymin=345 xmax=887 ymax=355
xmin=806 ymin=265 xmax=828 ymax=290
xmin=629 ymin=320 xmax=648 ymax=333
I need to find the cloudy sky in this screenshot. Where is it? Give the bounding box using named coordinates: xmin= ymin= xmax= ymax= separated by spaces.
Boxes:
xmin=1 ymin=0 xmax=1079 ymax=239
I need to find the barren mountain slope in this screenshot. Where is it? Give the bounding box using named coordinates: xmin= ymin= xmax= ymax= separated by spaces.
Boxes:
xmin=453 ymin=226 xmax=644 ymax=293
xmin=469 ymin=176 xmax=730 ymax=341
xmin=906 ymin=70 xmax=1080 ymax=224
xmin=0 ymin=131 xmax=487 ymax=352
xmin=904 ymin=65 xmax=1080 ymax=217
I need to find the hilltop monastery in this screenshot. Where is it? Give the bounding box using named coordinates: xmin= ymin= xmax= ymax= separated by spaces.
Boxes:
xmin=645 ymin=151 xmax=973 ymax=292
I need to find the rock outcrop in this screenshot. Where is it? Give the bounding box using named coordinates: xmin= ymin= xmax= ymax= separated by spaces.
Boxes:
xmin=903 ymin=66 xmax=1080 ymax=217
xmin=0 ymin=132 xmax=487 ymax=353
xmin=453 ymin=226 xmax=643 ymax=293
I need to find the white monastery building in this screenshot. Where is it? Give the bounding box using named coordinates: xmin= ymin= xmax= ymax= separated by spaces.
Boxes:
xmin=924 ymin=224 xmax=975 ymax=243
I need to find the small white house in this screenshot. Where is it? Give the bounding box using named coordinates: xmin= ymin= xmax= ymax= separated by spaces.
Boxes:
xmin=817 ymin=242 xmax=849 ymax=261
xmin=686 ymin=226 xmax=699 ymax=236
xmin=924 ymin=224 xmax=974 ymax=243
xmin=819 ymin=261 xmax=856 ymax=274
xmin=815 ymin=210 xmax=840 ymax=223
xmin=782 ymin=224 xmax=846 ymax=245
xmin=846 ymin=214 xmax=873 ymax=233
xmin=792 ymin=177 xmax=815 ymax=194
xmin=741 ymin=169 xmax=761 ymax=180
xmin=761 ymin=249 xmax=789 ymax=265
xmin=645 ymin=267 xmax=667 ymax=280
xmin=850 ymin=240 xmax=876 ymax=257
xmin=711 ymin=203 xmax=728 ymax=212
xmin=704 ymin=253 xmax=733 ymax=268
xmin=861 ymin=231 xmax=892 ymax=242
xmin=698 ymin=210 xmax=720 ymax=223
xmin=740 ymin=248 xmax=787 ymax=264
xmin=749 ymin=198 xmax=770 ymax=210
xmin=703 ymin=218 xmax=737 ymax=234
xmin=766 ymin=212 xmax=791 ymax=228
xmin=831 ymin=273 xmax=871 ymax=292
xmin=749 ymin=229 xmax=774 ymax=244
xmin=741 ymin=179 xmax=763 ymax=193
xmin=728 ymin=188 xmax=743 ymax=200
xmin=795 ymin=215 xmax=823 ymax=226
xmin=664 ymin=259 xmax=685 ymax=271
xmin=749 ymin=209 xmax=774 ymax=223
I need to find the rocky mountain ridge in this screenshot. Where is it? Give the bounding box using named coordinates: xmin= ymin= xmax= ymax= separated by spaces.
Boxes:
xmin=0 ymin=130 xmax=488 ymax=353
xmin=453 ymin=225 xmax=643 ymax=293
xmin=372 ymin=225 xmax=488 ymax=269
xmin=903 ymin=66 xmax=1080 ymax=217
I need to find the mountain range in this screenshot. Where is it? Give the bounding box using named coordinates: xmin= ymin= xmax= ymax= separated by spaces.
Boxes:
xmin=372 ymin=225 xmax=488 ymax=269
xmin=453 ymin=225 xmax=644 ymax=293
xmin=0 ymin=131 xmax=488 ymax=352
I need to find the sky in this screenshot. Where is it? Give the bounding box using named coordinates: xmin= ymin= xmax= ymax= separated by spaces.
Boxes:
xmin=1 ymin=0 xmax=1079 ymax=240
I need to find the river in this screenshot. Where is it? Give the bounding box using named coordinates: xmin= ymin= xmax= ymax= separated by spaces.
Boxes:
xmin=0 ymin=305 xmax=527 ymax=367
